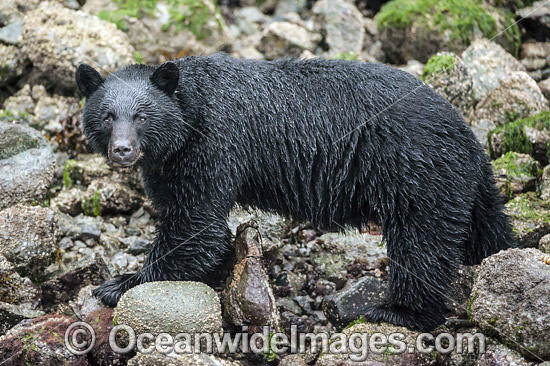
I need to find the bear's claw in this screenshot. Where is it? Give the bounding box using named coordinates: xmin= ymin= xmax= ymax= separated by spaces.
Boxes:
xmin=92 ymin=273 xmax=137 ymax=307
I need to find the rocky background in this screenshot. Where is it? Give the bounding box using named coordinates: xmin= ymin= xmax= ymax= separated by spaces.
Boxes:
xmin=0 ymin=0 xmax=550 ymax=365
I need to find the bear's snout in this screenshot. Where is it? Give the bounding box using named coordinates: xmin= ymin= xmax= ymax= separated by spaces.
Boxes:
xmin=109 ymin=139 xmax=140 ymax=166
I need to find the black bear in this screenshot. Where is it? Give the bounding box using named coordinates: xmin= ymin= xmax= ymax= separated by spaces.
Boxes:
xmin=76 ymin=54 xmax=515 ymax=331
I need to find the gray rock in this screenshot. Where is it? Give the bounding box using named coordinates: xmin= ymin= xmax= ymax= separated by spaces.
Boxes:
xmin=83 ymin=0 xmax=232 ymax=65
xmin=228 ymin=206 xmax=287 ymax=260
xmin=21 ymin=1 xmax=134 ymax=93
xmin=462 ymin=39 xmax=526 ymax=101
xmin=74 ymin=284 xmax=105 ymax=320
xmin=315 ymin=322 xmax=430 ymax=365
xmin=223 ymin=223 xmax=280 ymax=330
xmin=539 ymin=77 xmax=550 ymax=101
xmin=0 ymin=204 xmax=59 ymax=279
xmin=471 ymin=248 xmax=550 ymax=360
xmin=0 ymin=122 xmax=56 ymax=209
xmin=50 ymin=187 xmax=86 ymax=216
xmin=275 ymin=0 xmax=307 ymax=16
xmin=471 ymin=119 xmax=496 ymax=147
xmin=422 ymin=52 xmax=476 ymax=123
xmin=474 ymin=71 xmax=549 ymax=126
xmin=0 ymin=255 xmax=39 ymax=306
xmin=322 ymin=275 xmax=387 ymax=329
xmin=398 ymin=59 xmax=425 ymax=78
xmin=57 ymin=213 xmax=104 ymax=241
xmin=277 ymin=297 xmax=303 ymax=315
xmin=312 ymin=0 xmax=365 ymax=57
xmin=0 ymin=20 xmax=22 ymax=44
xmin=258 ymin=21 xmax=321 ymax=60
xmin=478 ymin=344 xmax=534 ymax=366
xmin=539 ymin=233 xmax=550 ymax=253
xmin=128 ymin=352 xmax=242 ymax=366
xmin=85 ymin=177 xmax=145 ymax=215
xmin=0 ymin=44 xmax=27 ymax=87
xmin=280 ymin=354 xmax=308 ymax=366
xmin=115 ymin=281 xmax=222 ymax=335
xmin=2 ymin=84 xmax=80 ymax=134
xmin=314 ymin=231 xmax=386 ymax=272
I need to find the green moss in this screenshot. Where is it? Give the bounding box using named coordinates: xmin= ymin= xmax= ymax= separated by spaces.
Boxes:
xmin=506 ymin=192 xmax=550 ymax=222
xmin=63 ymin=160 xmax=76 ymax=189
xmin=264 ymin=332 xmax=277 ymax=363
xmin=330 ymin=52 xmax=359 ymax=61
xmin=376 ymin=0 xmax=497 ymax=46
xmin=164 ymin=0 xmax=223 ymax=40
xmin=99 ymin=0 xmax=222 ymax=40
xmin=134 ymin=51 xmax=144 ymax=64
xmin=487 ymin=111 xmax=550 ymax=160
xmin=344 ymin=315 xmax=366 ymax=330
xmin=500 ymin=8 xmax=521 ymax=57
xmin=82 ymin=190 xmax=101 ymax=217
xmin=492 ymin=151 xmax=541 ymax=197
xmin=0 ymin=109 xmax=15 ymax=119
xmin=420 ymin=54 xmax=455 ymax=81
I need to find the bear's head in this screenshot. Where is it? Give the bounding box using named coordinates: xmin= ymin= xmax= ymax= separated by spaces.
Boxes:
xmin=76 ymin=62 xmax=184 ymax=167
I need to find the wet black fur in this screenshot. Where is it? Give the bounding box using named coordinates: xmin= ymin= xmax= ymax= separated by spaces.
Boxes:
xmin=77 ymin=54 xmax=515 ymax=331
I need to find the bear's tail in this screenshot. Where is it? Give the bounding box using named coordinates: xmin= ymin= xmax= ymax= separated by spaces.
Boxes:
xmin=464 ymin=163 xmax=517 ymax=265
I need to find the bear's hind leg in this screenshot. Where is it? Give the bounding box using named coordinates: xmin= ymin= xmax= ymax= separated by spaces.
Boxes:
xmin=363 ymin=217 xmax=464 ymax=331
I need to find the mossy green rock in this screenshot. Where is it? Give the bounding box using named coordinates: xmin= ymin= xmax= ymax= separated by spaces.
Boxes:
xmin=114 ymin=281 xmax=222 ymax=335
xmin=492 ymin=152 xmax=541 ymax=199
xmin=488 ymin=112 xmax=550 ymax=164
xmin=376 ymin=0 xmax=519 ymax=63
xmin=506 ymin=192 xmax=550 ymax=248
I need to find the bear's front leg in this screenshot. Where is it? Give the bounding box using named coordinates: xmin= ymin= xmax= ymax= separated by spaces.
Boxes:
xmin=93 ymin=209 xmax=233 ymax=306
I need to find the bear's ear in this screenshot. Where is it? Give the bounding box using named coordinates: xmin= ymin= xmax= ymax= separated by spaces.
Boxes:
xmin=150 ymin=61 xmax=179 ymax=95
xmin=76 ymin=64 xmax=104 ymax=98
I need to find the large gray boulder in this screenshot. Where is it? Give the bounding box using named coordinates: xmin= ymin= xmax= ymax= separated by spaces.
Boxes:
xmin=0 ymin=122 xmax=55 ymax=209
xmin=21 ymin=1 xmax=134 ymax=93
xmin=114 ymin=281 xmax=222 ymax=335
xmin=0 ymin=204 xmax=59 ymax=279
xmin=471 ymin=248 xmax=550 ymax=361
xmin=312 ymin=0 xmax=365 ymax=57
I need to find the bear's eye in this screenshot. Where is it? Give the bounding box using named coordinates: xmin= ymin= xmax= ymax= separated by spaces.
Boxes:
xmin=103 ymin=117 xmax=111 ymax=125
xmin=139 ymin=116 xmax=147 ymax=124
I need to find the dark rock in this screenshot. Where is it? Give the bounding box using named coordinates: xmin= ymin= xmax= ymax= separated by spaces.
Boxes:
xmin=446 ymin=265 xmax=477 ymax=319
xmin=84 ymin=308 xmax=130 ymax=366
xmin=223 ymin=222 xmax=280 ymax=331
xmin=322 ymin=275 xmax=387 ymax=329
xmin=0 ymin=302 xmax=44 ymax=334
xmin=518 ymin=0 xmax=550 ymax=42
xmin=0 ymin=255 xmax=40 ymax=306
xmin=40 ymin=254 xmax=111 ymax=309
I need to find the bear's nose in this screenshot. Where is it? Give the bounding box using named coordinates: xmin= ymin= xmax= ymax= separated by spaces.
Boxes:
xmin=112 ymin=141 xmax=133 ymax=158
